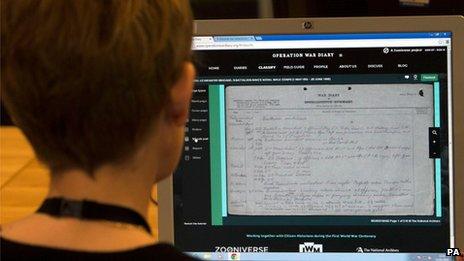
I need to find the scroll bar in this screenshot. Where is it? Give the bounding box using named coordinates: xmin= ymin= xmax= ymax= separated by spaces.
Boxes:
xmin=433 ymin=82 xmax=441 ymax=218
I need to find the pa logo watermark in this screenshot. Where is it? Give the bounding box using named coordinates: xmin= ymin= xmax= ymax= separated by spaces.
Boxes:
xmin=446 ymin=248 xmax=461 ymax=256
xmin=299 ymin=242 xmax=323 ymax=252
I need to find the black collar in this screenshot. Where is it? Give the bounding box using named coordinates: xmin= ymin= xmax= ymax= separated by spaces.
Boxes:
xmin=37 ymin=198 xmax=151 ymax=234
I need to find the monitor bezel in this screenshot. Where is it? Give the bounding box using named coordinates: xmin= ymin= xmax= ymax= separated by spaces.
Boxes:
xmin=158 ymin=15 xmax=464 ymax=250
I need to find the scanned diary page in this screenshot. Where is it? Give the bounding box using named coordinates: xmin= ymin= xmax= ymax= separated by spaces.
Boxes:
xmin=226 ymin=84 xmax=434 ymax=216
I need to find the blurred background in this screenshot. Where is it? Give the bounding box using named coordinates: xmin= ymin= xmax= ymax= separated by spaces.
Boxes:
xmin=191 ymin=0 xmax=463 ymax=19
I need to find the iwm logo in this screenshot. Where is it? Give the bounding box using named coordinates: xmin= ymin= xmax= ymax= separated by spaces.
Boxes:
xmin=299 ymin=242 xmax=323 ymax=252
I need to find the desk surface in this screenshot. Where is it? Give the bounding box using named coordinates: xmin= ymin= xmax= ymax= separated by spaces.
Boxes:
xmin=0 ymin=127 xmax=159 ymax=239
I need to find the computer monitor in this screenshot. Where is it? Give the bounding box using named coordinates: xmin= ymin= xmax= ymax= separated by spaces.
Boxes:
xmin=159 ymin=16 xmax=464 ymax=260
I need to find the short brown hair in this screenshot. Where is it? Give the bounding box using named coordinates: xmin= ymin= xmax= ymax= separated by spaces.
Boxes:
xmin=1 ymin=0 xmax=193 ymax=173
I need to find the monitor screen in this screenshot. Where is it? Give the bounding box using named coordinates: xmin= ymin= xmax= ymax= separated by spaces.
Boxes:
xmin=173 ymin=32 xmax=454 ymax=260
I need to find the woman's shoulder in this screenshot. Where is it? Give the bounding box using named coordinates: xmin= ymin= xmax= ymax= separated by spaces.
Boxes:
xmin=1 ymin=237 xmax=199 ymax=261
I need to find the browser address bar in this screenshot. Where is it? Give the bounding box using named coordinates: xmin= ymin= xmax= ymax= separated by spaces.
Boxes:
xmin=193 ymin=38 xmax=449 ymax=50
xmin=194 ymin=42 xmax=254 ymax=49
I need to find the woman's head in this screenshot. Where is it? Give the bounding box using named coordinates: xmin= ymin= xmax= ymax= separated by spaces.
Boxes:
xmin=1 ymin=0 xmax=194 ymax=179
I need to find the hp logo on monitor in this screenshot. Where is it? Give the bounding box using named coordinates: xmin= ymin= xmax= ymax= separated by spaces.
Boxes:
xmin=302 ymin=21 xmax=313 ymax=30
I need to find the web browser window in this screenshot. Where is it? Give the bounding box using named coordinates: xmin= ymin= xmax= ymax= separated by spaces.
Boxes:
xmin=174 ymin=32 xmax=454 ymax=260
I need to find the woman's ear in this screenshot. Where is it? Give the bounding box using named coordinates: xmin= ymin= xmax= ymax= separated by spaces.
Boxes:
xmin=166 ymin=62 xmax=195 ymax=126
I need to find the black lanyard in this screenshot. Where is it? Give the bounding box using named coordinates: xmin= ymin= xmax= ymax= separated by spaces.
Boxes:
xmin=37 ymin=198 xmax=151 ymax=234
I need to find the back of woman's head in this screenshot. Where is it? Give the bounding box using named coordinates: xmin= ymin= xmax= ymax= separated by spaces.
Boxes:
xmin=1 ymin=0 xmax=193 ymax=174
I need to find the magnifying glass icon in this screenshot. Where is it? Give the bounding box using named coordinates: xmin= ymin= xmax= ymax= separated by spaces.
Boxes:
xmin=432 ymin=130 xmax=438 ymax=135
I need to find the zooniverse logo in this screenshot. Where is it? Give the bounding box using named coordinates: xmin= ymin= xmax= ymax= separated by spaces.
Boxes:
xmin=299 ymin=242 xmax=324 ymax=252
xmin=214 ymin=246 xmax=269 ymax=253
